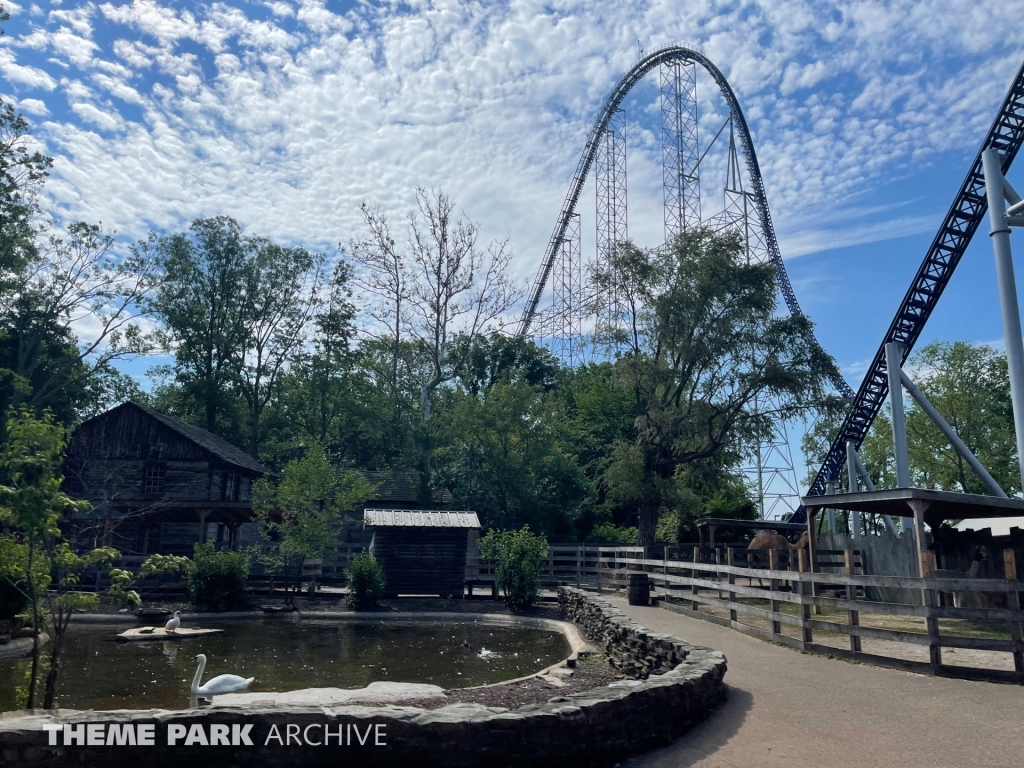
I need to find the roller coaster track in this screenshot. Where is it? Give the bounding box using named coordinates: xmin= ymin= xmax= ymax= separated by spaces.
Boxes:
xmin=516 ymin=44 xmax=855 ymax=399
xmin=799 ymin=58 xmax=1024 ymax=513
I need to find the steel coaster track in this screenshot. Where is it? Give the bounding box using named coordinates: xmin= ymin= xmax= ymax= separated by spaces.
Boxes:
xmin=796 ymin=58 xmax=1024 ymax=519
xmin=517 ymin=44 xmax=855 ymax=399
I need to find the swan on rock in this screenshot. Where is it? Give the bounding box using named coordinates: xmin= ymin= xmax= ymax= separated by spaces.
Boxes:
xmin=165 ymin=611 xmax=181 ymax=633
xmin=190 ymin=653 xmax=254 ymax=707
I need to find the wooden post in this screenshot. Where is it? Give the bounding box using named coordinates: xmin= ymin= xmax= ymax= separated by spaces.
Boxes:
xmin=727 ymin=547 xmax=737 ymax=624
xmin=198 ymin=509 xmax=209 ymax=543
xmin=769 ymin=548 xmax=781 ymax=637
xmin=909 ymin=499 xmax=941 ymax=672
xmin=845 ymin=550 xmax=862 ymax=653
xmin=1003 ymin=549 xmax=1024 ymax=682
xmin=715 ymin=547 xmax=724 ymax=600
xmin=576 ymin=545 xmax=582 ymax=588
xmin=798 ymin=549 xmax=812 ymax=644
xmin=807 ymin=507 xmax=821 ymax=614
xmin=664 ymin=546 xmax=670 ymax=603
xmin=692 ymin=546 xmax=700 ymax=611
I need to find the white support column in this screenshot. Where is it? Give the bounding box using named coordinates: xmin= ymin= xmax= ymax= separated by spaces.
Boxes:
xmin=885 ymin=342 xmax=915 ymax=538
xmin=846 ymin=441 xmax=861 ymax=539
xmin=982 ymin=148 xmax=1024 ymax=493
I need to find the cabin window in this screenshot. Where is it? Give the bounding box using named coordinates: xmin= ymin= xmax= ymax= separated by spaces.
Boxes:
xmin=221 ymin=472 xmax=235 ymax=501
xmin=143 ymin=461 xmax=167 ymax=496
xmin=239 ymin=477 xmax=250 ymax=501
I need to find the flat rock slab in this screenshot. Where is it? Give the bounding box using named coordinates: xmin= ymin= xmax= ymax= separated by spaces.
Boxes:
xmin=117 ymin=627 xmax=224 ymax=642
xmin=212 ymin=680 xmax=446 ymax=707
xmin=0 ymin=633 xmax=49 ymax=660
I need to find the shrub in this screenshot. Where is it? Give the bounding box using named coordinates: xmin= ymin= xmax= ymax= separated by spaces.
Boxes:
xmin=589 ymin=522 xmax=638 ymax=545
xmin=345 ymin=552 xmax=385 ymax=610
xmin=479 ymin=526 xmax=548 ymax=613
xmin=187 ymin=542 xmax=251 ymax=611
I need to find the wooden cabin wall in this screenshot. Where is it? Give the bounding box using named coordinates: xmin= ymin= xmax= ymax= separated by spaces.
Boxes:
xmin=371 ymin=528 xmax=470 ymax=597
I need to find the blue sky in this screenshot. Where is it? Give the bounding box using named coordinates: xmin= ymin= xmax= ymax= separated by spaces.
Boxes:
xmin=2 ymin=0 xmax=1024 ymax=469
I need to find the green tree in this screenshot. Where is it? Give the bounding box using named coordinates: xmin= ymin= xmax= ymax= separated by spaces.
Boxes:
xmin=145 ymin=217 xmax=256 ymax=437
xmin=433 ymin=379 xmax=591 ymax=539
xmin=0 ymin=410 xmax=89 ymax=708
xmin=350 ymin=190 xmax=524 ymax=499
xmin=147 ymin=217 xmax=322 ymax=457
xmin=595 ymin=229 xmax=834 ymax=548
xmin=0 ymin=97 xmax=51 ymax=286
xmin=252 ymin=445 xmax=373 ymax=606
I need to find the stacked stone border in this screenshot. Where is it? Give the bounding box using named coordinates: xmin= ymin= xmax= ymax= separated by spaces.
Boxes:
xmin=0 ymin=589 xmax=727 ymax=767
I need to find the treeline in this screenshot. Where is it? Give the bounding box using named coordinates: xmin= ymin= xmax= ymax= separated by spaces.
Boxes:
xmin=0 ymin=97 xmax=837 ymax=546
xmin=6 ymin=96 xmax=1014 ymax=549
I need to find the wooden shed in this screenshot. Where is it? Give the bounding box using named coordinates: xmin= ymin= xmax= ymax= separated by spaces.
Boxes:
xmin=364 ymin=509 xmax=480 ymax=597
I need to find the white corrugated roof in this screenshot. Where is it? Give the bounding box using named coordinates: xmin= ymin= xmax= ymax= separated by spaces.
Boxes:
xmin=363 ymin=508 xmax=481 ymax=528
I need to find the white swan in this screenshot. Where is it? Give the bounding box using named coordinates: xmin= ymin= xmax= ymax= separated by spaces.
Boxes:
xmin=165 ymin=611 xmax=181 ymax=633
xmin=190 ymin=653 xmax=254 ymax=706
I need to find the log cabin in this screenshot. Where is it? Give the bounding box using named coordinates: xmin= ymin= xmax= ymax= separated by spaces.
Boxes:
xmin=62 ymin=402 xmax=270 ymax=555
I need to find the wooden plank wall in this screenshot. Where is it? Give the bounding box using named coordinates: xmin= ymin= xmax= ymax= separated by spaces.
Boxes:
xmin=370 ymin=528 xmax=470 ymax=597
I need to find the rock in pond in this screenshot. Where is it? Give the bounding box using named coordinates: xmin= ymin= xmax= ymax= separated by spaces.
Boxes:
xmin=117 ymin=626 xmax=225 ymax=642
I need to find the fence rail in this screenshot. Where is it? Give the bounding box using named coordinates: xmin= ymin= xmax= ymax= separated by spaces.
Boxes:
xmin=566 ymin=545 xmax=1024 ymax=685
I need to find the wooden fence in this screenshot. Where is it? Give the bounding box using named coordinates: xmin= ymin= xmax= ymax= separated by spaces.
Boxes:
xmin=590 ymin=545 xmax=1024 ymax=685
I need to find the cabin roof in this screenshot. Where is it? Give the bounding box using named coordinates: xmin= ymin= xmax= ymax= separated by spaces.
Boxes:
xmin=364 ymin=508 xmax=480 ymax=528
xmin=356 ymin=470 xmax=452 ymax=505
xmin=111 ymin=402 xmax=270 ymax=475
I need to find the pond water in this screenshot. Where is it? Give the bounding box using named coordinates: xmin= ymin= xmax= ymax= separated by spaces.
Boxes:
xmin=0 ymin=619 xmax=569 ymax=711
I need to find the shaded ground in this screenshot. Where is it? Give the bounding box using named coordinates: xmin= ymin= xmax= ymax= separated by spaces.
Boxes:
xmin=614 ymin=599 xmax=1024 ymax=768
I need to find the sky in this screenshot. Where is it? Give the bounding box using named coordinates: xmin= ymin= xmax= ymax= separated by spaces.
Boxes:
xmin=2 ymin=0 xmax=1024 ymax=492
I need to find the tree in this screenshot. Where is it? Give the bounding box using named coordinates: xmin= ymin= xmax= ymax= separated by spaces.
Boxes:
xmin=806 ymin=341 xmax=1018 ymax=497
xmin=595 ymin=229 xmax=834 ymax=548
xmin=0 ymin=97 xmax=51 ymax=286
xmin=0 ymin=222 xmax=156 ymax=425
xmin=251 ymin=445 xmax=373 ymax=606
xmin=0 ymin=410 xmax=87 ymax=708
xmin=147 ymin=217 xmax=322 ymax=456
xmin=349 ymin=189 xmax=524 ymax=499
xmin=236 ymin=238 xmax=323 ymax=456
xmin=145 ymin=217 xmax=254 ymax=436
xmin=434 ymin=379 xmax=591 ymax=539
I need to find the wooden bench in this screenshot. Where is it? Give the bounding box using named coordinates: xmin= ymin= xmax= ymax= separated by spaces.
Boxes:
xmin=465 ymin=579 xmax=498 ymax=598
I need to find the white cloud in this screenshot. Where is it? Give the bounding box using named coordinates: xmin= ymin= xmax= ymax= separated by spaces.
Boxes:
xmin=0 ymin=0 xmax=1020 ymax=298
xmin=70 ymin=101 xmax=124 ymax=131
xmin=0 ymin=48 xmax=58 ymax=89
xmin=17 ymin=97 xmax=49 ymax=114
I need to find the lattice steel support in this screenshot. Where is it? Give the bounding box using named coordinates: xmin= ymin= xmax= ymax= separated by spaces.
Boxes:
xmin=551 ymin=213 xmax=584 ymax=366
xmin=661 ymin=59 xmax=700 ymax=241
xmin=595 ymin=109 xmax=628 ymax=340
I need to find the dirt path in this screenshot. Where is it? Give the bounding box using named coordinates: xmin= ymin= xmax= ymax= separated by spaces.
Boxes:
xmin=614 ymin=600 xmax=1024 ymax=768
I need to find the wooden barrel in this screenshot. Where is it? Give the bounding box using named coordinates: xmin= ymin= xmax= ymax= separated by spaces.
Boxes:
xmin=628 ymin=573 xmax=650 ymax=606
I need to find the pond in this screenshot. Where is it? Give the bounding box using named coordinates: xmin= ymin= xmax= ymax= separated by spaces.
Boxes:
xmin=0 ymin=619 xmax=570 ymax=711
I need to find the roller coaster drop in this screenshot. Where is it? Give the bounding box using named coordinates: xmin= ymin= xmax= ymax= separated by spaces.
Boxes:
xmin=518 ymin=44 xmax=1024 ymax=515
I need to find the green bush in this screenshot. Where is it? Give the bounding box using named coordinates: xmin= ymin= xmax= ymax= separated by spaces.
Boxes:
xmin=479 ymin=526 xmax=548 ymax=613
xmin=187 ymin=542 xmax=251 ymax=611
xmin=345 ymin=552 xmax=385 ymax=610
xmin=589 ymin=522 xmax=638 ymax=545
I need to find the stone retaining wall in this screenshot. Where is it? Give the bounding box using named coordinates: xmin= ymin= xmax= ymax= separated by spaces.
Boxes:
xmin=0 ymin=591 xmax=727 ymax=767
xmin=559 ymin=587 xmax=692 ymax=677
